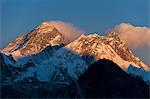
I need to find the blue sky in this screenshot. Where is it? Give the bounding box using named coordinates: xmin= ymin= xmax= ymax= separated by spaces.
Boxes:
xmin=1 ymin=0 xmax=149 ymax=64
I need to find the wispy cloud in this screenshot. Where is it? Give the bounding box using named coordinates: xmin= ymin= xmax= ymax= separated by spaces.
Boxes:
xmin=111 ymin=23 xmax=150 ymax=49
xmin=46 ymin=21 xmax=84 ymax=41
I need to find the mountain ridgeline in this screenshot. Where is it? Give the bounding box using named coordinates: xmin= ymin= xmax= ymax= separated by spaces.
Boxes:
xmin=0 ymin=22 xmax=149 ymax=98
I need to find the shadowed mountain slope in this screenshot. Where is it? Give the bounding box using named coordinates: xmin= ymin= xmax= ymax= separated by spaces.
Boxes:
xmin=66 ymin=59 xmax=149 ymax=98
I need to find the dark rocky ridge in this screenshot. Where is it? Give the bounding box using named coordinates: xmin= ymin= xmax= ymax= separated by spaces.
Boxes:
xmin=64 ymin=59 xmax=149 ymax=98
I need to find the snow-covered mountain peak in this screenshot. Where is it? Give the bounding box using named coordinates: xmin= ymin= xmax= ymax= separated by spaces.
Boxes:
xmin=1 ymin=22 xmax=69 ymax=61
xmin=107 ymin=32 xmax=121 ymax=39
xmin=66 ymin=33 xmax=148 ymax=69
xmin=36 ymin=22 xmax=56 ymax=33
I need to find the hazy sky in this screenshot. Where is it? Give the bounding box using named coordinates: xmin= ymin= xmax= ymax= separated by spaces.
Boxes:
xmin=1 ymin=0 xmax=149 ymax=64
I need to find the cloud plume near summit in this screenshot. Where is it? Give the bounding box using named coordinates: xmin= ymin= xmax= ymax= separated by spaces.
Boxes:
xmin=46 ymin=21 xmax=84 ymax=41
xmin=111 ymin=23 xmax=150 ymax=49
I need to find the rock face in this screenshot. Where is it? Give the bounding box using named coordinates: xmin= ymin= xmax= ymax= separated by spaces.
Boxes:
xmin=106 ymin=32 xmax=147 ymax=68
xmin=67 ymin=59 xmax=149 ymax=98
xmin=1 ymin=22 xmax=69 ymax=60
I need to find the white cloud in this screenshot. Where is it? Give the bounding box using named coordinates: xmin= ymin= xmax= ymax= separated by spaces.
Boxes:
xmin=111 ymin=23 xmax=150 ymax=49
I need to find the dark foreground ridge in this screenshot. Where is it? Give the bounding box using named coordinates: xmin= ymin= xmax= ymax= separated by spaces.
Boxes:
xmin=65 ymin=59 xmax=149 ymax=98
